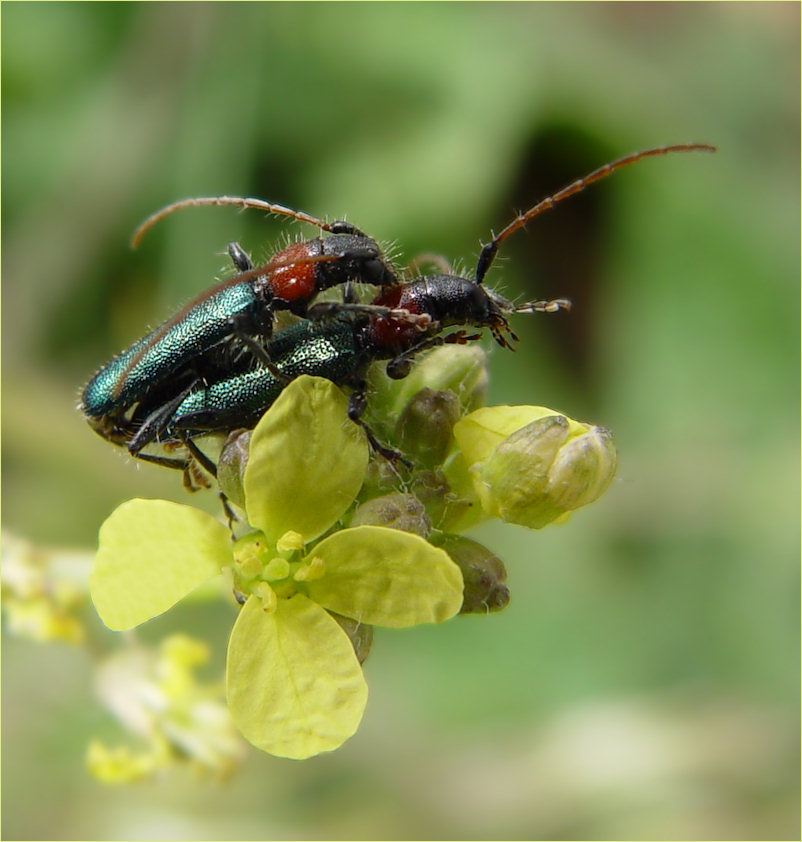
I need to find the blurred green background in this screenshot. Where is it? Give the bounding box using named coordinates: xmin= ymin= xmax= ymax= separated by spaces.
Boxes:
xmin=2 ymin=2 xmax=799 ymax=840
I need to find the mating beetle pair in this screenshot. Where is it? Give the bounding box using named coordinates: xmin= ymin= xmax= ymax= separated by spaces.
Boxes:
xmin=81 ymin=143 xmax=715 ymax=484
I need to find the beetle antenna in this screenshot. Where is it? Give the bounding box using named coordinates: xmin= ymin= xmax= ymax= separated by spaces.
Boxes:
xmin=474 ymin=143 xmax=716 ymax=284
xmin=131 ymin=196 xmax=334 ymax=249
xmin=511 ymin=297 xmax=572 ymax=314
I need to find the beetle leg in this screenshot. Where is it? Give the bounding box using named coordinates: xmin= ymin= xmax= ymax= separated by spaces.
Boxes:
xmin=384 ymin=335 xmax=445 ymax=380
xmin=128 ymin=381 xmax=202 ymax=454
xmin=347 ymin=384 xmax=411 ymax=468
xmin=181 ymin=435 xmax=218 ymax=478
xmin=307 ymin=301 xmax=432 ymax=330
xmin=133 ymin=451 xmax=190 ymax=472
xmin=219 ymin=492 xmax=239 ymax=533
xmin=229 ymin=326 xmax=291 ymax=383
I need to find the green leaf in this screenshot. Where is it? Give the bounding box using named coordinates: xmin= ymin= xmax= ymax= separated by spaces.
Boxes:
xmin=307 ymin=525 xmax=463 ymax=627
xmin=244 ymin=376 xmax=369 ymax=544
xmin=90 ymin=499 xmax=230 ymax=631
xmin=226 ymin=593 xmax=368 ymax=759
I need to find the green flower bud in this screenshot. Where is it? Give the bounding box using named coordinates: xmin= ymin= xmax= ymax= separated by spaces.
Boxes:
xmin=367 ymin=344 xmax=489 ymax=431
xmin=357 ymin=456 xmax=406 ymax=503
xmin=217 ymin=429 xmax=252 ymax=509
xmin=454 ymin=407 xmax=617 ymax=529
xmin=350 ymin=493 xmax=431 ymax=538
xmin=328 ymin=611 xmax=374 ymax=665
xmin=433 ymin=535 xmax=509 ymax=614
xmin=264 ymin=558 xmax=291 ymax=581
xmin=410 ymin=468 xmax=478 ymax=533
xmin=395 ymin=388 xmax=460 ymax=468
xmin=395 ymin=345 xmax=488 ymax=414
xmin=232 ymin=531 xmax=270 ymax=585
xmin=546 ymin=425 xmax=617 ymax=511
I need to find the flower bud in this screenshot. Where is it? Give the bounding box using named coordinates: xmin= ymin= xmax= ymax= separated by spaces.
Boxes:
xmin=276 ymin=531 xmax=304 ymax=553
xmin=357 ymin=456 xmax=406 ymax=503
xmin=394 ymin=344 xmax=488 ymax=414
xmin=328 ymin=611 xmax=374 ymax=664
xmin=545 ymin=425 xmax=617 ymax=511
xmin=293 ymin=556 xmax=326 ymax=582
xmin=395 ymin=388 xmax=460 ymax=468
xmin=454 ymin=407 xmax=616 ymax=529
xmin=434 ymin=535 xmax=509 ymax=614
xmin=398 ymin=345 xmax=488 ymax=413
xmin=231 ymin=531 xmax=269 ymax=579
xmin=264 ymin=558 xmax=291 ymax=580
xmin=367 ymin=344 xmax=488 ymax=428
xmin=217 ymin=429 xmax=252 ymax=509
xmin=410 ymin=468 xmax=480 ymax=533
xmin=350 ymin=493 xmax=431 ymax=538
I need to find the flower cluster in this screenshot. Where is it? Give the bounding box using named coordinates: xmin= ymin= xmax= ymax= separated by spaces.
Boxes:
xmin=1 ymin=532 xmax=90 ymax=645
xmin=89 ymin=344 xmax=616 ymax=761
xmin=88 ymin=634 xmax=245 ymax=782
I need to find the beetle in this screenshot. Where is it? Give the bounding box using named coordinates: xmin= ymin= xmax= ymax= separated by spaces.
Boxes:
xmin=97 ymin=308 xmax=430 ymax=475
xmin=125 ymin=304 xmax=432 ymax=454
xmin=143 ymin=310 xmax=463 ymax=463
xmin=121 ymin=259 xmax=574 ymax=460
xmin=84 ymin=143 xmax=715 ymax=481
xmin=125 ymin=277 xmax=570 ymax=463
xmin=81 ymin=198 xmax=398 ymax=460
